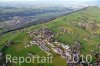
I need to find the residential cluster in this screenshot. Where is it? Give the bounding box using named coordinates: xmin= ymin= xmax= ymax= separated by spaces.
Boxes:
xmin=26 ymin=27 xmax=98 ymax=66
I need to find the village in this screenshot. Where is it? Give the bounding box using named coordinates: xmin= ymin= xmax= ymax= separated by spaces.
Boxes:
xmin=26 ymin=27 xmax=99 ymax=66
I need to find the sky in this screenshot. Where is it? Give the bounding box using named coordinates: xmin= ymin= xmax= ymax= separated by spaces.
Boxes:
xmin=0 ymin=0 xmax=99 ymax=2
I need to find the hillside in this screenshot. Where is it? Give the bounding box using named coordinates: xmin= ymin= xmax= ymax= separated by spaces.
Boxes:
xmin=0 ymin=6 xmax=100 ymax=66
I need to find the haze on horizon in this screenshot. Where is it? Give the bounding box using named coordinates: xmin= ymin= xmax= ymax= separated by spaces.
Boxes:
xmin=0 ymin=0 xmax=99 ymax=8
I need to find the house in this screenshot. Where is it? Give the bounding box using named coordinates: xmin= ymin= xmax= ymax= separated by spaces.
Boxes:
xmin=61 ymin=44 xmax=70 ymax=50
xmin=93 ymin=31 xmax=100 ymax=37
xmin=30 ymin=41 xmax=38 ymax=46
xmin=39 ymin=44 xmax=50 ymax=53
